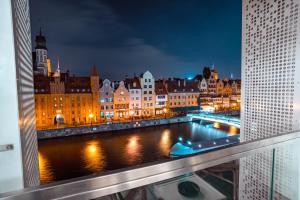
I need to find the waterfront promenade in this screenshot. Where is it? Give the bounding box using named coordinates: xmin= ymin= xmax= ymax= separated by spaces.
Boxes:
xmin=37 ymin=116 xmax=192 ymax=139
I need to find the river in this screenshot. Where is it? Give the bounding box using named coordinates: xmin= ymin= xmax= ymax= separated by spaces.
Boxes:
xmin=38 ymin=121 xmax=239 ymax=184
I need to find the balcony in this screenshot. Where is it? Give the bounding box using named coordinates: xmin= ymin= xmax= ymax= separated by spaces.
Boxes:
xmin=1 ymin=131 xmax=299 ymax=200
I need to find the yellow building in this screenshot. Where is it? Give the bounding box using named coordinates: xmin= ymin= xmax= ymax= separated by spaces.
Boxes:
xmin=165 ymin=79 xmax=200 ymax=113
xmin=34 ymin=65 xmax=100 ymax=129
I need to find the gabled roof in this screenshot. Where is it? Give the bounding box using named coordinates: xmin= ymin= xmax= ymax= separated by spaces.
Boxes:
xmin=65 ymin=77 xmax=91 ymax=93
xmin=165 ymin=79 xmax=200 ymax=93
xmin=155 ymin=80 xmax=168 ymax=95
xmin=125 ymin=77 xmax=141 ymax=89
xmin=193 ymin=74 xmax=203 ymax=81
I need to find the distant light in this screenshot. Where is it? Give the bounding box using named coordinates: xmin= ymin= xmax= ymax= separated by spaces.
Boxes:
xmin=187 ymin=77 xmax=193 ymax=80
xmin=187 ymin=140 xmax=192 ymax=145
xmin=213 ymin=141 xmax=216 ymax=145
xmin=226 ymin=139 xmax=229 ymax=143
xmin=178 ymin=137 xmax=183 ymax=142
xmin=198 ymin=144 xmax=202 ymax=148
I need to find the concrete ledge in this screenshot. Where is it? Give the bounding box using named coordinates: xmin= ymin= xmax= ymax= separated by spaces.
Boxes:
xmin=37 ymin=116 xmax=192 ymax=139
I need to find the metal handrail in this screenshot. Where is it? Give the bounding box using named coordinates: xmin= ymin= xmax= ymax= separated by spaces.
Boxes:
xmin=0 ymin=144 xmax=14 ymax=152
xmin=1 ymin=131 xmax=300 ymax=200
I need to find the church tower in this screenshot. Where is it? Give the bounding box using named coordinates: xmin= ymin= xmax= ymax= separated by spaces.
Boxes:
xmin=90 ymin=65 xmax=100 ymax=123
xmin=35 ymin=28 xmax=48 ymax=76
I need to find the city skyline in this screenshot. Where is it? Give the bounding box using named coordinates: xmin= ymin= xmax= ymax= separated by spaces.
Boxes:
xmin=30 ymin=0 xmax=242 ymax=80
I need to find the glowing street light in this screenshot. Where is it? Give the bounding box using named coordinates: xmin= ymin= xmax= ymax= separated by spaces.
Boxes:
xmin=129 ymin=110 xmax=134 ymax=122
xmin=163 ymin=108 xmax=167 ymax=119
xmin=89 ymin=113 xmax=94 ymax=126
xmin=178 ymin=137 xmax=183 ymax=142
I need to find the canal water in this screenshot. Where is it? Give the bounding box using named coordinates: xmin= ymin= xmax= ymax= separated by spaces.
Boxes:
xmin=38 ymin=121 xmax=239 ymax=184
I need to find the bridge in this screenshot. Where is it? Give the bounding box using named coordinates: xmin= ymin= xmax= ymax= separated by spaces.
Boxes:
xmin=187 ymin=113 xmax=241 ymax=128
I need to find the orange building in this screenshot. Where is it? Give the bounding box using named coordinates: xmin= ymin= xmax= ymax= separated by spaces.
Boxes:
xmin=34 ymin=65 xmax=100 ymax=129
xmin=113 ymin=81 xmax=130 ymax=120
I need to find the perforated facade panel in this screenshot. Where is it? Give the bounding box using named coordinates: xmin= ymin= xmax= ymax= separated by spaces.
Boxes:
xmin=240 ymin=0 xmax=300 ymax=199
xmin=11 ymin=0 xmax=40 ymax=187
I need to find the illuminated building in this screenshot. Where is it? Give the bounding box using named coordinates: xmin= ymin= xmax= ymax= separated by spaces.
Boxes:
xmin=140 ymin=71 xmax=155 ymax=116
xmin=207 ymin=65 xmax=218 ymax=94
xmin=155 ymin=80 xmax=168 ymax=115
xmin=216 ymin=80 xmax=224 ymax=95
xmin=199 ymin=78 xmax=208 ymax=94
xmin=32 ymin=29 xmax=50 ymax=76
xmin=125 ymin=77 xmax=142 ymax=117
xmin=34 ymin=64 xmax=100 ymax=129
xmin=165 ymin=79 xmax=200 ymax=113
xmin=100 ymin=79 xmax=114 ymax=120
xmin=113 ymin=81 xmax=130 ymax=120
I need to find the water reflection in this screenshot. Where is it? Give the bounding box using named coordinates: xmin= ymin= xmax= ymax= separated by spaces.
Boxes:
xmin=228 ymin=126 xmax=238 ymax=135
xmin=213 ymin=122 xmax=221 ymax=129
xmin=82 ymin=141 xmax=106 ymax=173
xmin=125 ymin=135 xmax=142 ymax=165
xmin=38 ymin=152 xmax=54 ymax=184
xmin=38 ymin=122 xmax=239 ymax=183
xmin=159 ymin=129 xmax=172 ymax=156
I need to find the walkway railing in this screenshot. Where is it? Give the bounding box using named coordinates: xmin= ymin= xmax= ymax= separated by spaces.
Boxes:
xmin=0 ymin=131 xmax=299 ymax=200
xmin=188 ymin=113 xmax=241 ymax=128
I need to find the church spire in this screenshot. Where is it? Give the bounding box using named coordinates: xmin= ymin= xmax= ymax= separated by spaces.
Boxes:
xmin=53 ymin=58 xmax=61 ymax=77
xmin=57 ymin=58 xmax=60 ymax=70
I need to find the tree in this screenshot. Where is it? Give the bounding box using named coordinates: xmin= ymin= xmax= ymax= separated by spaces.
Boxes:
xmin=203 ymin=67 xmax=211 ymax=79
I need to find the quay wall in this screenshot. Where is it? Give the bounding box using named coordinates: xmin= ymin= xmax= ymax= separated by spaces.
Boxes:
xmin=37 ymin=116 xmax=192 ymax=139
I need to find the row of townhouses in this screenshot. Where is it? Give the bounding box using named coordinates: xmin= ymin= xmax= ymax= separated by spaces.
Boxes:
xmin=33 ymin=31 xmax=240 ymax=129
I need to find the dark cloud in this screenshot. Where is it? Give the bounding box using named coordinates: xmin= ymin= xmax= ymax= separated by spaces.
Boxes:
xmin=30 ymin=0 xmax=241 ymax=80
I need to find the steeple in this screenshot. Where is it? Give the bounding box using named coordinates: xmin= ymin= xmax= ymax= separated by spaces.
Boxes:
xmin=53 ymin=58 xmax=61 ymax=77
xmin=35 ymin=27 xmax=47 ymax=50
xmin=57 ymin=58 xmax=60 ymax=70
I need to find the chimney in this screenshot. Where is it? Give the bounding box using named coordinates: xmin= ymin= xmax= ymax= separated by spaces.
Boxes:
xmin=184 ymin=79 xmax=186 ymax=87
xmin=178 ymin=80 xmax=180 ymax=87
xmin=165 ymin=81 xmax=168 ymax=92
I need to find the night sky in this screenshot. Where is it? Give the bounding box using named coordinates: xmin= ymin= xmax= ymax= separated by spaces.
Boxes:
xmin=30 ymin=0 xmax=242 ymax=80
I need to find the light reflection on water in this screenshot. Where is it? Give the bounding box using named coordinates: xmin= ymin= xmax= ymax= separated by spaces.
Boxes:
xmin=159 ymin=129 xmax=172 ymax=156
xmin=38 ymin=152 xmax=55 ymax=184
xmin=38 ymin=121 xmax=239 ymax=183
xmin=125 ymin=135 xmax=142 ymax=165
xmin=228 ymin=126 xmax=239 ymax=135
xmin=213 ymin=122 xmax=221 ymax=129
xmin=82 ymin=141 xmax=106 ymax=173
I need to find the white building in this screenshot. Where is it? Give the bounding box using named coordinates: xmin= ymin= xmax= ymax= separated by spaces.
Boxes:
xmin=100 ymin=79 xmax=114 ymax=120
xmin=155 ymin=80 xmax=168 ymax=115
xmin=199 ymin=78 xmax=208 ymax=94
xmin=140 ymin=71 xmax=155 ymax=116
xmin=240 ymin=0 xmax=300 ymax=199
xmin=126 ymin=77 xmax=142 ymax=117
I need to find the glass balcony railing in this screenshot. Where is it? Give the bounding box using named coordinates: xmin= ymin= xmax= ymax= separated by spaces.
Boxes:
xmin=0 ymin=131 xmax=299 ymax=200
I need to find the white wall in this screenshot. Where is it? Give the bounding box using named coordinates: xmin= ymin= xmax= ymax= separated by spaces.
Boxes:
xmin=0 ymin=0 xmax=24 ymax=193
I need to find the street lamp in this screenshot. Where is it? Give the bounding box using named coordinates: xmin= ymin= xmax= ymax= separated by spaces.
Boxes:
xmin=129 ymin=110 xmax=134 ymax=122
xmin=89 ymin=113 xmax=94 ymax=126
xmin=163 ymin=108 xmax=167 ymax=119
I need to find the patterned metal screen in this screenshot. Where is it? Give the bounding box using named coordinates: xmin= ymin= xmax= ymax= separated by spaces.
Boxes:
xmin=11 ymin=0 xmax=40 ymax=187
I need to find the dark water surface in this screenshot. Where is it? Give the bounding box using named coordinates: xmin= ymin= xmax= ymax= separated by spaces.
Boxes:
xmin=38 ymin=121 xmax=239 ymax=184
